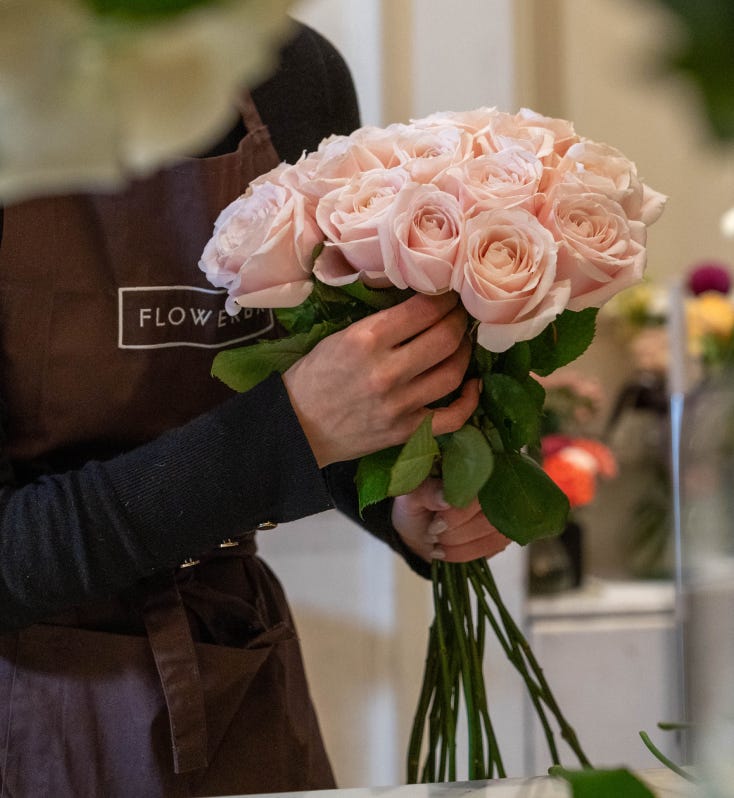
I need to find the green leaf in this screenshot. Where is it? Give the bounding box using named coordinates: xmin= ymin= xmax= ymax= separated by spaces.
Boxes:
xmin=211 ymin=321 xmax=340 ymax=392
xmin=495 ymin=340 xmax=531 ymax=381
xmin=440 ymin=425 xmax=495 ymax=508
xmin=355 ymin=446 xmax=402 ymax=514
xmin=528 ymin=308 xmax=598 ymax=376
xmin=388 ymin=415 xmax=439 ymax=496
xmin=478 ymin=451 xmax=569 ymax=545
xmin=275 ymin=302 xmax=316 ymax=334
xmin=482 ymin=373 xmax=542 ymax=451
xmin=548 ymin=766 xmax=655 ymax=798
xmin=522 ymin=374 xmax=547 ymax=411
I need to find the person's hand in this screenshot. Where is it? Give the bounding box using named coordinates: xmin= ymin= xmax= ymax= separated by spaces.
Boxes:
xmin=391 ymin=478 xmax=511 ymax=563
xmin=282 ymin=292 xmax=479 ymax=467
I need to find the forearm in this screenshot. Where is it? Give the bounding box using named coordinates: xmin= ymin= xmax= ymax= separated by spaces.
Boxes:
xmin=0 ymin=374 xmax=333 ymax=632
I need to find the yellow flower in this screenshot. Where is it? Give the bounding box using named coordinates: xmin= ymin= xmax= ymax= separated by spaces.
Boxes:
xmin=686 ymin=291 xmax=734 ymax=354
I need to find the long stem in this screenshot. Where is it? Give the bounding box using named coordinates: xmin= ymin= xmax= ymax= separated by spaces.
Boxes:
xmin=477 ymin=559 xmax=592 ymax=768
xmin=432 ymin=562 xmax=457 ymax=781
xmin=407 ymin=622 xmax=440 ymax=782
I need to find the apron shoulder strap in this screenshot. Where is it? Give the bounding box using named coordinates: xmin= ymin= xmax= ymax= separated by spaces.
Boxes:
xmin=237 ymin=89 xmax=268 ymax=134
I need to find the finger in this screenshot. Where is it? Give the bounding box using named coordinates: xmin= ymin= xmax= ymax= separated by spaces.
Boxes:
xmin=439 ymin=533 xmax=511 ymax=563
xmin=405 ymin=477 xmax=451 ymax=514
xmin=392 ymin=305 xmax=469 ymax=381
xmin=407 ymin=333 xmax=472 ymax=403
xmin=430 ymin=378 xmax=481 ymax=436
xmin=370 ymin=292 xmax=459 ymax=347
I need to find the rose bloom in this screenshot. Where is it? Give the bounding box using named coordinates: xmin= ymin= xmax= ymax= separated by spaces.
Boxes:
xmin=313 ymin=167 xmax=410 ymax=288
xmin=539 ymin=184 xmax=647 ymax=311
xmin=451 ymin=207 xmax=570 ymax=352
xmin=390 ymin=124 xmax=473 ymax=183
xmin=379 ymin=183 xmax=465 ymax=294
xmin=436 ymin=146 xmax=544 ymax=213
xmin=275 ymin=134 xmax=387 ymax=209
xmin=550 ymin=140 xmax=666 ymax=226
xmin=198 ymin=180 xmax=321 ymax=311
xmin=475 ymin=107 xmax=580 ymax=164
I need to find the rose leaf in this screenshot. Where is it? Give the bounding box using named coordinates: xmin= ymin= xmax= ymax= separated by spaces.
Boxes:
xmin=387 ymin=415 xmax=439 ymax=496
xmin=478 ymin=451 xmax=569 ymax=545
xmin=440 ymin=425 xmax=495 ymax=508
xmin=528 ymin=308 xmax=598 ymax=376
xmin=355 ymin=446 xmax=402 ymax=514
xmin=482 ymin=373 xmax=541 ymax=451
xmin=548 ymin=766 xmax=655 ymax=798
xmin=211 ymin=321 xmax=341 ymax=392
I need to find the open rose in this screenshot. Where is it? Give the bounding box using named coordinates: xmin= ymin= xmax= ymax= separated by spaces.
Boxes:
xmin=436 ymin=146 xmax=544 ymax=213
xmin=313 ymin=168 xmax=410 ymax=287
xmin=539 ymin=184 xmax=647 ymax=310
xmin=379 ymin=183 xmax=465 ymax=294
xmin=550 ymin=140 xmax=666 ymax=225
xmin=470 ymin=108 xmax=579 ymax=163
xmin=390 ymin=124 xmax=473 ymax=183
xmin=452 ymin=207 xmax=570 ymax=352
xmin=198 ymin=180 xmax=321 ymax=311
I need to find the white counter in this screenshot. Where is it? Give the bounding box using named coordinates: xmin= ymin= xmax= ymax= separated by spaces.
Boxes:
xmin=238 ymin=769 xmax=695 ymax=798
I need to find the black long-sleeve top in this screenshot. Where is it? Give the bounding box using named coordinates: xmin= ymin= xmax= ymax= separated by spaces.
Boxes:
xmin=0 ymin=23 xmax=428 ymax=634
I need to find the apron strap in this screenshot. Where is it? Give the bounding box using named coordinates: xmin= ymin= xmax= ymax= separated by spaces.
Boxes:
xmin=237 ymin=90 xmax=268 ymax=135
xmin=140 ymin=577 xmax=209 ymax=774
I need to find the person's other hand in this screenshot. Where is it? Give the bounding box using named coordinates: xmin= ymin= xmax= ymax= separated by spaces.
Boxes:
xmin=391 ymin=478 xmax=511 ymax=563
xmin=282 ymin=292 xmax=479 ymax=467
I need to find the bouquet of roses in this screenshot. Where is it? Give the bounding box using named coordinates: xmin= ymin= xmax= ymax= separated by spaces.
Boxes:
xmin=199 ymin=106 xmax=665 ymax=781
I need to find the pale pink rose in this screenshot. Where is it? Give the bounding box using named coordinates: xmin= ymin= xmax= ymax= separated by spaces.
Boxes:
xmin=413 ymin=107 xmax=500 ymax=135
xmin=436 ymin=146 xmax=544 ymax=213
xmin=312 ymin=168 xmax=410 ymax=288
xmin=347 ymin=123 xmax=410 ymax=167
xmin=539 ymin=184 xmax=647 ymax=310
xmin=379 ymin=183 xmax=465 ymax=294
xmin=277 ymin=134 xmax=387 ymax=208
xmin=550 ymin=140 xmax=666 ymax=225
xmin=198 ymin=180 xmax=321 ymax=311
xmin=451 ymin=207 xmax=570 ymax=352
xmin=389 ymin=124 xmax=474 ymax=183
xmin=473 ymin=108 xmax=579 ymax=163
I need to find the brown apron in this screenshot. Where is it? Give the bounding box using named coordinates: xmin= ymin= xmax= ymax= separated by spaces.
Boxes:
xmin=0 ymin=95 xmax=336 ymax=797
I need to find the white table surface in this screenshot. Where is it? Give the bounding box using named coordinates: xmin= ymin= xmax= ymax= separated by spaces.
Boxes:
xmin=236 ymin=769 xmax=697 ymax=798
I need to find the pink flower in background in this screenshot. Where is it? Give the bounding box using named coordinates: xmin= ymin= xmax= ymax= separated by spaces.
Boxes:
xmin=542 ymin=435 xmax=617 ymax=508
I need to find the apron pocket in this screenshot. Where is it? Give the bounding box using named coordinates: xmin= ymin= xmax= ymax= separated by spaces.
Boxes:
xmin=0 ymin=621 xmax=333 ymax=798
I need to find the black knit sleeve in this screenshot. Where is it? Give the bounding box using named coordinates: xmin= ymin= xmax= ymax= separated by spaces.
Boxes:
xmin=252 ymin=22 xmax=362 ymax=163
xmin=0 ymin=375 xmax=334 ymax=632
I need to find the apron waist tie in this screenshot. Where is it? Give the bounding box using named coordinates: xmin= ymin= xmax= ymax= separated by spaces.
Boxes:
xmin=141 ymin=577 xmax=209 ymax=774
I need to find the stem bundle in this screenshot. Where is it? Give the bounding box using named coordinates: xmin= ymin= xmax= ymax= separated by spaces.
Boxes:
xmin=407 ymin=559 xmax=591 ymax=783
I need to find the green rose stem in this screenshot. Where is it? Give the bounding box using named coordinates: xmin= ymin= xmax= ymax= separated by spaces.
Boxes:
xmin=407 ymin=557 xmax=591 ymax=783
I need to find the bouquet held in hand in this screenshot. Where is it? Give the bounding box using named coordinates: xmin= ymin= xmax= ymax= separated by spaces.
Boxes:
xmin=199 ymin=106 xmax=665 ymax=781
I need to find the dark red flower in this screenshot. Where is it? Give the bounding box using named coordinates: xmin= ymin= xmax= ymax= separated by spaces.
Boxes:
xmin=687 ymin=260 xmax=732 ymax=296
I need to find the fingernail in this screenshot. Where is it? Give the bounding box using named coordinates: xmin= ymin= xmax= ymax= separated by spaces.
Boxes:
xmin=428 ymin=518 xmax=448 ymax=537
xmin=436 ymin=492 xmax=450 ymax=510
xmin=430 ymin=545 xmax=446 ymax=560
